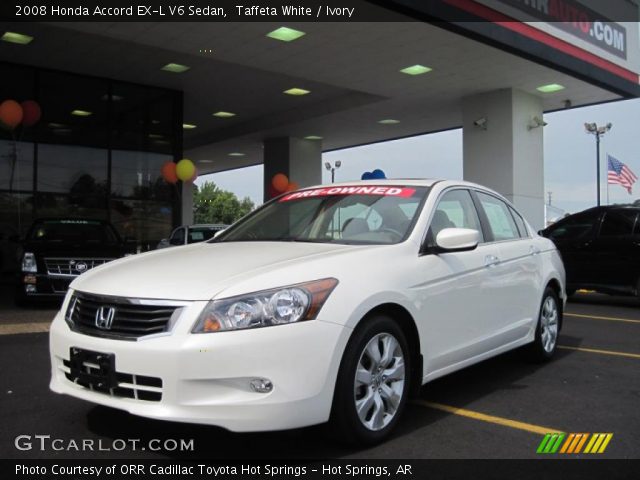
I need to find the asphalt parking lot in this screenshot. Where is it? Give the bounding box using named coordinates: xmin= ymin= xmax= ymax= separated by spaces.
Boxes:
xmin=1 ymin=293 xmax=639 ymax=460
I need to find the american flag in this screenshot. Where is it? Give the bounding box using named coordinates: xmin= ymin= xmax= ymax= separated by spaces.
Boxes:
xmin=607 ymin=155 xmax=637 ymax=194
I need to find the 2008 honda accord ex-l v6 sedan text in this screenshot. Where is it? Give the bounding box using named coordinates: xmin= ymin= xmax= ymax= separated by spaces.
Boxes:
xmin=50 ymin=179 xmax=566 ymax=444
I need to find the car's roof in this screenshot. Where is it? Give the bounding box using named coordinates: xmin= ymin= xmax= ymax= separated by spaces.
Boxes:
xmin=302 ymin=178 xmax=485 ymax=189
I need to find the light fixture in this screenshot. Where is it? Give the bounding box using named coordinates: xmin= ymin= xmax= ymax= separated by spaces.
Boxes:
xmin=400 ymin=64 xmax=432 ymax=75
xmin=1 ymin=31 xmax=33 ymax=45
xmin=378 ymin=119 xmax=400 ymax=125
xmin=283 ymin=88 xmax=310 ymax=96
xmin=473 ymin=117 xmax=487 ymax=130
xmin=199 ymin=159 xmax=214 ymax=164
xmin=71 ymin=110 xmax=92 ymax=117
xmin=527 ymin=116 xmax=547 ymax=130
xmin=267 ymin=27 xmax=306 ymax=42
xmin=536 ymin=83 xmax=565 ymax=93
xmin=325 ymin=161 xmax=341 ymax=183
xmin=213 ymin=111 xmax=236 ymax=118
xmin=47 ymin=123 xmax=67 ymax=128
xmin=183 ymin=123 xmax=197 ymax=129
xmin=304 ymin=135 xmax=323 ymax=140
xmin=161 ymin=63 xmax=190 ymax=73
xmin=148 ymin=134 xmax=164 ymax=139
xmin=228 ymin=152 xmax=245 ymax=157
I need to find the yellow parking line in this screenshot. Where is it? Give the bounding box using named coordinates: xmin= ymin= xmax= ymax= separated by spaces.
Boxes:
xmin=558 ymin=345 xmax=640 ymax=359
xmin=413 ymin=400 xmax=561 ymax=435
xmin=565 ymin=312 xmax=640 ymax=325
xmin=0 ymin=322 xmax=50 ymax=335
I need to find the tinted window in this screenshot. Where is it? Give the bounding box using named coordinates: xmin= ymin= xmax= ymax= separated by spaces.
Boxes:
xmin=476 ymin=192 xmax=520 ymax=241
xmin=170 ymin=227 xmax=185 ymax=245
xmin=509 ymin=207 xmax=528 ymax=238
xmin=429 ymin=190 xmax=482 ymax=240
xmin=546 ymin=211 xmax=599 ymax=242
xmin=599 ymin=210 xmax=637 ymax=237
xmin=187 ymin=227 xmax=220 ymax=244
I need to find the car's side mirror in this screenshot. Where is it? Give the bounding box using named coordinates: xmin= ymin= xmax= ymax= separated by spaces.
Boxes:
xmin=435 ymin=228 xmax=480 ymax=252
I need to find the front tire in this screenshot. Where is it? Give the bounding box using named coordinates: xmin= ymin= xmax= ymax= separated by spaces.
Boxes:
xmin=525 ymin=287 xmax=560 ymax=362
xmin=329 ymin=315 xmax=410 ymax=445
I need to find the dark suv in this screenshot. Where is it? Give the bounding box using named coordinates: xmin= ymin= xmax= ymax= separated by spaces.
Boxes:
xmin=540 ymin=206 xmax=640 ymax=297
xmin=17 ymin=218 xmax=132 ymax=303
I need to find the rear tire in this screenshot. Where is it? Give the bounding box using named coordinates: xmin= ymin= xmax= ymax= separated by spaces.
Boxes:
xmin=525 ymin=287 xmax=560 ymax=362
xmin=328 ymin=315 xmax=411 ymax=445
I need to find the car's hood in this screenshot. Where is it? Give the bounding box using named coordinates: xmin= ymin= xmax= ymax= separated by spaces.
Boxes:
xmin=71 ymin=241 xmax=368 ymax=300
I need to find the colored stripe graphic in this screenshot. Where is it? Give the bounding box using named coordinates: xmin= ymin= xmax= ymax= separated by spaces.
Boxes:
xmin=537 ymin=433 xmax=565 ymax=454
xmin=540 ymin=433 xmax=613 ymax=454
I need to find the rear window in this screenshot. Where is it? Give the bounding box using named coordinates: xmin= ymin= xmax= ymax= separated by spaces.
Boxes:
xmin=29 ymin=220 xmax=119 ymax=244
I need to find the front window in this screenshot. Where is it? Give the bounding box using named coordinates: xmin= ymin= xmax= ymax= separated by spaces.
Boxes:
xmin=215 ymin=185 xmax=429 ymax=245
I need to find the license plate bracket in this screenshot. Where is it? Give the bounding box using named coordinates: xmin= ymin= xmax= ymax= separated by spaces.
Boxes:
xmin=68 ymin=347 xmax=117 ymax=390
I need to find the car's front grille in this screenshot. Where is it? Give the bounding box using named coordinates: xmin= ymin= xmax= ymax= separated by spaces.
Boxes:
xmin=45 ymin=257 xmax=115 ymax=276
xmin=67 ymin=291 xmax=187 ymax=341
xmin=61 ymin=359 xmax=163 ymax=402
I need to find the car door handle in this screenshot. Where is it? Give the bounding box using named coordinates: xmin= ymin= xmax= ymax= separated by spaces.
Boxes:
xmin=529 ymin=245 xmax=541 ymax=255
xmin=484 ymin=255 xmax=500 ymax=267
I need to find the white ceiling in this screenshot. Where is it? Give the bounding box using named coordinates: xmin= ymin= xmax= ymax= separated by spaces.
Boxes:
xmin=0 ymin=18 xmax=621 ymax=174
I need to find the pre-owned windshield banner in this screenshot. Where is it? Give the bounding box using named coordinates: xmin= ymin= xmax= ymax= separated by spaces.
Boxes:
xmin=279 ymin=186 xmax=417 ymax=201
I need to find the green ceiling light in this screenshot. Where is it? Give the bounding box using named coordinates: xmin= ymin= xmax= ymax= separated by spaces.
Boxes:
xmin=283 ymin=88 xmax=310 ymax=96
xmin=536 ymin=83 xmax=565 ymax=93
xmin=71 ymin=110 xmax=92 ymax=117
xmin=1 ymin=31 xmax=33 ymax=45
xmin=378 ymin=119 xmax=400 ymax=124
xmin=213 ymin=111 xmax=236 ymax=118
xmin=304 ymin=135 xmax=323 ymax=140
xmin=148 ymin=134 xmax=163 ymax=139
xmin=400 ymin=64 xmax=432 ymax=75
xmin=267 ymin=27 xmax=306 ymax=42
xmin=228 ymin=152 xmax=245 ymax=157
xmin=161 ymin=63 xmax=190 ymax=73
xmin=182 ymin=123 xmax=197 ymax=129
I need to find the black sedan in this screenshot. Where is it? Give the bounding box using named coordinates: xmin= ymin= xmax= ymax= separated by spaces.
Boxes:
xmin=540 ymin=205 xmax=640 ymax=297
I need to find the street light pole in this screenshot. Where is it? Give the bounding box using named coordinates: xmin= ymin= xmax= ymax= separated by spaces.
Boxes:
xmin=324 ymin=160 xmax=342 ymax=184
xmin=584 ymin=122 xmax=612 ymax=207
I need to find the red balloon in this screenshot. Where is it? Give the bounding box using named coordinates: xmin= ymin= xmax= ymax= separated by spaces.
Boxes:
xmin=268 ymin=184 xmax=280 ymax=199
xmin=271 ymin=173 xmax=289 ymax=193
xmin=161 ymin=161 xmax=178 ymax=184
xmin=0 ymin=100 xmax=23 ymax=130
xmin=21 ymin=100 xmax=41 ymax=127
xmin=286 ymin=181 xmax=299 ymax=192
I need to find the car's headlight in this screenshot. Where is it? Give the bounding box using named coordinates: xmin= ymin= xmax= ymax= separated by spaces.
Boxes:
xmin=192 ymin=278 xmax=338 ymax=333
xmin=22 ymin=252 xmax=37 ymax=273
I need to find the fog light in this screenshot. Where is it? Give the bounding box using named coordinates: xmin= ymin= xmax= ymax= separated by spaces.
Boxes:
xmin=249 ymin=378 xmax=273 ymax=393
xmin=25 ymin=285 xmax=36 ymax=294
xmin=23 ymin=275 xmax=36 ymax=284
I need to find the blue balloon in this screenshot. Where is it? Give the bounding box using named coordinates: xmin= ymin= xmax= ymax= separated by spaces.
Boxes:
xmin=371 ymin=169 xmax=386 ymax=179
xmin=361 ymin=171 xmax=373 ymax=180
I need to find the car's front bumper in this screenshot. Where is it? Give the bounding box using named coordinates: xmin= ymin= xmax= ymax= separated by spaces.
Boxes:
xmin=49 ymin=305 xmax=351 ymax=432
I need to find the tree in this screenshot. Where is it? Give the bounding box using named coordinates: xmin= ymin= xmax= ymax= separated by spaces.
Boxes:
xmin=193 ymin=181 xmax=255 ymax=224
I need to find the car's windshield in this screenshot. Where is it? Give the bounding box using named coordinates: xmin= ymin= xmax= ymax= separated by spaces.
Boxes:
xmin=29 ymin=220 xmax=120 ymax=244
xmin=215 ymin=185 xmax=429 ymax=245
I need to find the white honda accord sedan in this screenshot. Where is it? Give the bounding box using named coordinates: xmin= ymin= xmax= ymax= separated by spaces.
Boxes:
xmin=50 ymin=179 xmax=565 ymax=444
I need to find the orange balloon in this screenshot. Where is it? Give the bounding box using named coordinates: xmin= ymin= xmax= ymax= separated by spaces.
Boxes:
xmin=161 ymin=161 xmax=178 ymax=184
xmin=0 ymin=100 xmax=23 ymax=129
xmin=272 ymin=173 xmax=289 ymax=193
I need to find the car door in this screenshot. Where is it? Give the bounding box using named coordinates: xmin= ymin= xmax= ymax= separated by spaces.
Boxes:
xmin=544 ymin=210 xmax=601 ymax=288
xmin=590 ymin=209 xmax=638 ymax=292
xmin=473 ymin=191 xmax=540 ymax=345
xmin=417 ymin=188 xmax=501 ymax=372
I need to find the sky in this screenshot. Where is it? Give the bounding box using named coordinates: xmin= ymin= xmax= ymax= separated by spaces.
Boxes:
xmin=196 ymin=97 xmax=640 ymax=215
